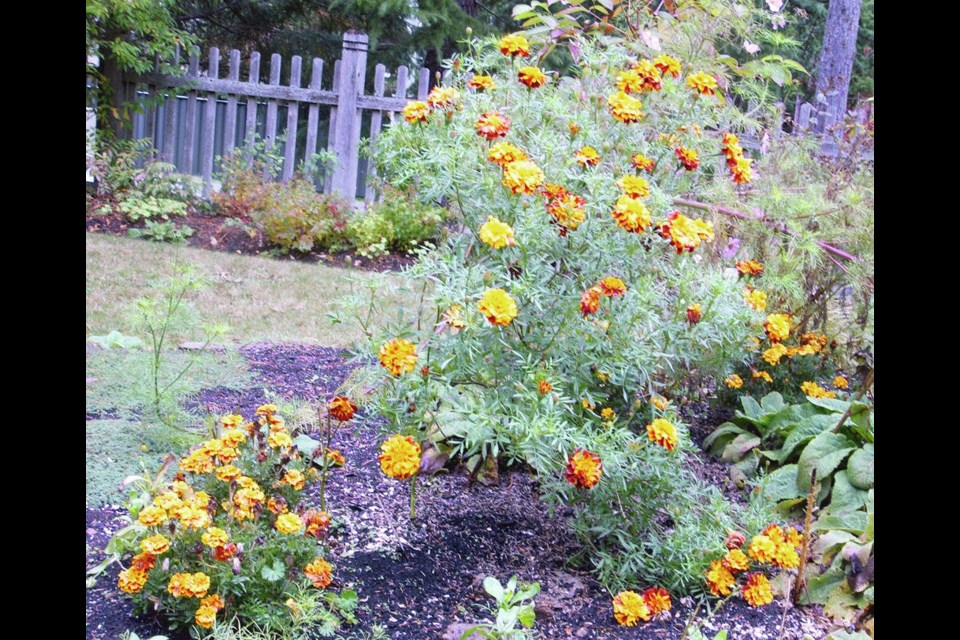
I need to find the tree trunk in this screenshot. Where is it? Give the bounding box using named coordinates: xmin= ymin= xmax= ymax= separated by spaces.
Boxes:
xmin=98 ymin=52 xmax=136 ymax=140
xmin=813 ymin=0 xmax=862 ymax=133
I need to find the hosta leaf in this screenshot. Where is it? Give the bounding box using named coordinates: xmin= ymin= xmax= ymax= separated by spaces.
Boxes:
xmin=778 ymin=414 xmax=837 ymax=461
xmin=846 ymin=444 xmax=874 ymax=489
xmin=760 ymin=392 xmax=785 ymax=414
xmin=760 ymin=464 xmax=803 ymax=502
xmin=803 ymin=566 xmax=846 ymax=604
xmin=814 ymin=511 xmax=868 ymax=534
xmin=829 ymin=470 xmax=869 ymax=513
xmin=797 ymin=431 xmax=855 ymax=491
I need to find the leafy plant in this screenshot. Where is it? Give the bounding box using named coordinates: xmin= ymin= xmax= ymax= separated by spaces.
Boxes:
xmin=461 ymin=576 xmax=539 ymax=640
xmin=128 ymin=219 xmax=195 ymax=243
xmin=88 ymin=329 xmax=145 ymax=350
xmin=120 ymin=196 xmax=188 ymax=222
xmin=346 ymin=185 xmax=447 ymax=258
xmin=119 ymin=631 xmax=168 ymax=640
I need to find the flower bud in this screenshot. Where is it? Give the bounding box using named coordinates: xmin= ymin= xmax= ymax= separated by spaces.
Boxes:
xmin=162 ymin=558 xmax=170 ymax=571
xmin=465 ymin=26 xmax=473 ymax=35
xmin=233 ymin=557 xmax=242 ymax=575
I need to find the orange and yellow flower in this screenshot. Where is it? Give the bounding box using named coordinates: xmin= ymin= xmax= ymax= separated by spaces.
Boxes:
xmin=742 ymin=573 xmax=774 ymax=607
xmin=653 ymin=54 xmax=682 ymax=78
xmin=499 ymin=34 xmax=530 ymax=57
xmin=538 ymin=380 xmax=552 ymax=394
xmin=574 ymin=146 xmax=600 ymax=167
xmin=686 ymin=72 xmax=718 ymax=96
xmin=722 ymin=548 xmax=750 ymax=573
xmin=201 ymin=527 xmax=229 ymax=549
xmin=140 ymin=534 xmax=170 ymax=555
xmin=705 ymin=560 xmax=736 ymax=596
xmin=468 ymin=74 xmax=495 ymax=91
xmin=686 ymin=303 xmax=702 ymax=324
xmin=502 ymin=159 xmax=545 ymax=195
xmin=478 ymin=288 xmax=519 ymax=326
xmin=194 ymin=604 xmax=217 ymax=629
xmin=518 ymin=66 xmax=546 ymax=88
xmin=659 ymin=211 xmax=714 ymax=253
xmin=275 ymin=512 xmax=304 ymax=535
xmin=630 ymin=59 xmax=663 ymax=91
xmin=748 ymin=534 xmax=777 ymax=564
xmin=611 ymin=195 xmax=652 ymax=233
xmin=616 ymin=69 xmax=645 ymax=94
xmin=138 ymin=505 xmax=169 ymax=527
xmin=600 ymin=407 xmax=616 ymax=421
xmin=426 ymin=86 xmax=459 ymax=111
xmin=617 ymin=175 xmax=650 ymax=198
xmin=612 ymin=590 xmax=651 ymax=626
xmin=643 ymin=587 xmax=672 ymax=616
xmin=762 ymin=343 xmax=788 ymax=366
xmin=329 ymin=396 xmax=357 ymax=422
xmin=118 ymin=568 xmax=148 ymax=594
xmin=281 ymin=468 xmax=306 ymax=490
xmin=546 ymin=192 xmax=587 ymax=233
xmin=326 ymin=448 xmax=346 ymax=466
xmin=267 ymin=430 xmax=292 ymax=450
xmin=736 ymin=260 xmax=764 ymax=276
xmin=801 ymin=381 xmax=836 ymax=399
xmin=378 ymin=434 xmax=422 ymax=480
xmin=304 ymin=557 xmax=334 ymax=588
xmin=488 ymin=141 xmax=527 ymax=167
xmin=598 ymin=276 xmax=626 ymax=297
xmin=764 ymin=313 xmax=791 ymax=343
xmin=565 ymin=448 xmax=603 ymax=489
xmin=379 ymin=338 xmax=418 ymax=376
xmin=646 ymin=418 xmax=678 ymax=451
xmin=631 ymin=153 xmax=655 ymax=172
xmin=479 ymin=215 xmax=516 ymax=249
xmin=675 ymin=147 xmax=700 ymax=171
xmin=833 ymin=375 xmax=848 ymax=389
xmin=305 ymin=510 xmax=332 ymax=538
xmin=402 ymin=100 xmax=429 ymax=123
xmin=441 ymin=304 xmax=466 ymax=330
xmin=607 ymin=91 xmax=644 ymax=123
xmin=475 ymin=111 xmax=511 ymax=141
xmin=743 ymin=287 xmax=767 ymax=312
xmin=580 ymin=286 xmax=603 ymax=316
xmin=752 ymin=370 xmax=773 ymax=383
xmin=168 ymin=572 xmax=210 ymax=598
xmin=652 ymin=395 xmax=671 ymax=412
xmin=725 ymin=374 xmax=744 ymax=389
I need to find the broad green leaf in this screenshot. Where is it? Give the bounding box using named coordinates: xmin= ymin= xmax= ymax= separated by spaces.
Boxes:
xmin=829 ymin=470 xmax=868 ymax=513
xmin=292 ymin=434 xmax=321 ymax=458
xmin=261 ymin=560 xmax=285 ymax=582
xmin=812 ymin=530 xmax=855 ymax=560
xmin=797 ymin=431 xmax=855 ymax=491
xmin=761 ymin=464 xmax=803 ymax=502
xmin=824 ymin=587 xmax=865 ymax=622
xmin=778 ymin=414 xmax=837 ymax=461
xmin=864 ymin=586 xmax=874 ymax=604
xmin=721 ymin=433 xmax=761 ymax=462
xmin=517 ymin=604 xmax=536 ymax=628
xmin=803 ymin=566 xmax=846 ymax=604
xmin=814 ymin=511 xmax=868 ymax=534
xmin=760 ymin=392 xmax=785 ymax=414
xmin=740 ymin=395 xmax=763 ymax=420
xmin=846 ymin=444 xmax=874 ymax=489
xmin=806 ymin=397 xmax=851 ymax=413
xmin=703 ymin=422 xmax=749 ymax=452
xmin=483 ymin=576 xmax=504 ymax=601
xmin=766 ymin=402 xmax=820 ymax=434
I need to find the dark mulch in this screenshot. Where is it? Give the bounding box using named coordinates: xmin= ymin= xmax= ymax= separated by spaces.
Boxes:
xmin=85 ymin=345 xmax=830 ymax=640
xmin=85 ymin=208 xmax=417 ymax=273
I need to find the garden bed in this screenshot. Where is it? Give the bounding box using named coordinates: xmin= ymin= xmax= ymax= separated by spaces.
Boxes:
xmin=85 ymin=344 xmax=830 ymax=640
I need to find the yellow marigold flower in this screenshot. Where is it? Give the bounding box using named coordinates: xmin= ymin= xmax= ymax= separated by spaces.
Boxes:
xmin=617 ymin=175 xmax=650 ymax=198
xmin=222 ymin=429 xmax=247 ymax=447
xmin=748 ymin=534 xmax=777 ymax=564
xmin=281 ymin=468 xmax=306 ymax=490
xmin=723 ymin=548 xmax=750 ymax=573
xmin=598 ymin=276 xmax=626 ymax=297
xmin=565 ymin=448 xmax=603 ymax=489
xmin=686 ymin=72 xmax=719 ymax=96
xmin=687 ymin=303 xmax=702 ymax=324
xmin=600 ymin=407 xmax=616 ymax=421
xmin=581 ymin=399 xmax=595 ymax=411
xmin=608 ymin=91 xmax=644 ymax=123
xmin=612 ymin=590 xmax=651 ymax=626
xmin=721 ymin=132 xmax=744 ymax=159
xmin=652 ymin=395 xmax=670 ymax=411
xmin=187 ymin=572 xmax=211 ymax=598
xmin=833 ymin=375 xmax=848 ymax=389
xmin=402 ymin=100 xmax=429 ymax=123
xmin=643 ymin=587 xmax=672 ymax=616
xmin=785 ymin=527 xmax=803 ymax=549
xmin=735 ymin=260 xmax=764 ymax=276
xmin=800 ymin=332 xmax=829 ymax=350
xmin=153 ymin=491 xmax=183 ymax=513
xmin=233 ymin=485 xmax=265 ymax=511
xmin=468 ymin=74 xmax=495 ymax=91
xmin=743 ymin=287 xmax=767 ymax=311
xmin=631 ymin=59 xmax=663 ymax=91
xmin=616 ymin=69 xmax=644 ymax=94
xmin=276 ymin=512 xmax=304 ymax=535
xmin=267 ymin=496 xmax=288 ymax=515
xmin=191 ymin=491 xmax=211 ymax=509
xmin=138 ymin=505 xmax=169 ymax=527
xmin=329 ymin=396 xmax=357 ymax=422
xmin=742 ymin=573 xmax=774 ymax=607
xmin=179 ymin=449 xmax=215 ymax=474
xmin=256 ymin=404 xmax=278 ymax=416
xmin=267 ymin=430 xmax=293 ymax=450
xmin=194 ymin=604 xmax=217 ymax=629
xmin=475 ymin=111 xmax=511 ymax=141
xmin=631 ymin=153 xmax=655 ymax=173
xmin=725 ymin=374 xmax=744 ymax=389
xmin=118 ymin=568 xmax=148 ymax=594
xmin=502 ymin=159 xmax=544 ymax=195
xmin=326 ymin=448 xmax=346 ymax=466
xmin=764 ymin=313 xmax=791 ymax=343
xmin=201 ymin=527 xmax=229 ymax=549
xmin=675 ymin=146 xmax=700 ymax=171
xmin=517 ymin=66 xmax=546 ymax=88
xmin=426 ymin=86 xmax=459 ymax=110
xmin=479 ymin=215 xmax=516 ymax=249
xmin=647 ymin=418 xmax=678 ymax=451
xmin=478 ymin=288 xmax=519 ymax=326
xmin=546 ymin=192 xmax=586 ymax=233
xmin=499 ymin=33 xmax=530 ymax=57
xmin=378 ymin=434 xmax=422 ymax=480
xmin=658 ymin=212 xmax=714 ymax=253
xmin=538 ymin=380 xmax=552 ymax=395
xmin=653 ymin=54 xmax=682 ymax=78
xmin=488 ymin=141 xmax=526 ymax=167
xmin=304 ymin=557 xmax=334 ymax=589
xmin=762 ymin=343 xmax=788 ymax=366
xmin=442 ymin=304 xmax=466 ymax=330
xmin=731 ymin=156 xmax=754 ymax=184
xmin=221 ymin=414 xmax=244 ymax=430
xmin=379 ymin=338 xmax=418 ymax=376
xmin=201 ymin=594 xmax=225 ymax=611
xmin=215 ymin=464 xmax=242 ymax=482
xmin=580 ymin=286 xmax=603 ymax=316
xmin=752 ymin=370 xmax=773 ymax=383
xmin=140 ymin=534 xmax=170 ymax=555
xmin=800 ymin=381 xmax=836 ymax=399
xmin=574 ymin=146 xmax=600 ymax=167
xmin=611 ymin=195 xmax=652 ymax=233
xmin=773 ymin=542 xmax=800 ymax=569
xmin=177 ymin=506 xmax=211 ymax=530
xmin=705 ymin=560 xmax=736 ymax=596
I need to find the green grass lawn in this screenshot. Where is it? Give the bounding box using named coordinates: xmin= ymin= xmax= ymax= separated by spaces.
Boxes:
xmin=86 ymin=232 xmax=421 ymax=346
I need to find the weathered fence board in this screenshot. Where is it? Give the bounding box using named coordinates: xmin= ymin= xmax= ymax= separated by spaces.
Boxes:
xmin=200 ymin=48 xmax=220 ymax=196
xmin=304 ymin=58 xmax=325 ymax=169
xmin=182 ymin=54 xmax=200 ymax=174
xmin=243 ymin=52 xmax=261 ymax=165
xmin=282 ymin=56 xmax=302 ymax=182
xmin=263 ymin=53 xmax=282 ymax=169
xmin=223 ymin=50 xmax=241 ymax=155
xmin=364 ymin=64 xmax=387 ymax=202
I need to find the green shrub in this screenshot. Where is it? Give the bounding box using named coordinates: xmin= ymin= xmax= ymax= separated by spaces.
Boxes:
xmin=252 ymin=179 xmax=351 ymax=254
xmin=346 ymin=187 xmax=446 ymax=259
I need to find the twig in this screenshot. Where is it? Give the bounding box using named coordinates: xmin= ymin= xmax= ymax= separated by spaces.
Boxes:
xmin=792 ymin=470 xmax=818 ymax=603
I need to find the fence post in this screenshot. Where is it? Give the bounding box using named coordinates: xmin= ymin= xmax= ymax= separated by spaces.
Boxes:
xmin=329 ymin=31 xmax=368 ymax=199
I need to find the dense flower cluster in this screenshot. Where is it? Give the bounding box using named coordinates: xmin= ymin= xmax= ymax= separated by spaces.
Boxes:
xmin=658 ymin=212 xmax=715 ymax=253
xmin=725 ymin=373 xmax=744 ymax=389
xmin=800 ymin=381 xmax=837 ymax=399
xmin=565 ymin=448 xmax=603 ymax=489
xmin=721 ymin=133 xmax=753 ymax=184
xmin=706 ymin=524 xmax=801 ymax=605
xmin=379 ymin=338 xmax=418 ymax=376
xmin=475 ymin=111 xmax=511 ymax=141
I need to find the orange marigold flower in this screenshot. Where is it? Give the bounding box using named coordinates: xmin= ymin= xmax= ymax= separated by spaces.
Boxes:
xmin=441 ymin=304 xmax=466 ymax=330
xmin=743 ymin=287 xmax=767 ymax=311
xmin=118 ymin=568 xmax=148 ymax=594
xmin=833 ymin=375 xmax=848 ymax=389
xmin=379 ymin=434 xmax=422 ymax=480
xmin=276 ymin=512 xmax=304 ymax=535
xmin=502 ymin=159 xmax=544 ymax=195
xmin=643 ymin=587 xmax=672 ymax=616
xmin=686 ymin=303 xmax=702 ymax=324
xmin=785 ymin=527 xmax=803 ymax=549
xmin=267 ymin=496 xmax=288 ymax=515
xmin=329 ymin=396 xmax=358 ymax=422
xmin=725 ymin=531 xmax=747 ymax=549
xmin=499 ymin=34 xmax=530 ymax=57
xmin=168 ymin=572 xmax=210 ymax=598
xmin=305 ymin=510 xmax=332 ymax=538
xmin=764 ymin=313 xmax=791 ymax=343
xmin=722 ymin=548 xmax=750 ymax=573
xmin=611 ymin=195 xmax=652 ymax=233
xmin=568 ymin=121 xmax=581 ymax=136
xmin=617 ymin=175 xmax=650 ymax=198
xmin=488 ymin=141 xmax=527 ymax=167
xmin=801 ymin=381 xmax=836 ymax=399
xmin=659 ymin=211 xmax=714 ymax=253
xmin=176 ymin=505 xmax=211 ymax=530
xmin=379 ymin=338 xmax=418 ymax=376
xmin=731 ymin=156 xmax=754 ymax=184
xmin=402 ymin=100 xmax=429 ymax=123
xmin=762 ymin=343 xmax=788 ymax=366
xmin=675 ymin=147 xmax=700 ymax=171
xmin=598 ymin=276 xmax=626 ymax=297
xmin=631 ymin=153 xmax=655 ymax=173
xmin=179 ymin=449 xmax=215 ymax=475
xmin=326 ymin=448 xmax=346 ymax=466
xmin=138 ymin=505 xmax=169 ymax=527
xmin=772 ymin=541 xmax=800 ymax=569
xmin=475 ymin=111 xmax=511 ymax=141
xmin=468 ymin=74 xmax=495 ymax=91
xmin=742 ymin=573 xmax=774 ymax=607
xmin=653 ymin=54 xmax=682 ymax=78
xmin=222 ymin=428 xmax=247 ymax=447
xmin=140 ymin=534 xmax=170 ymax=555
xmin=201 ymin=594 xmax=225 ymax=611
xmin=201 ymin=527 xmax=229 ymax=549
xmin=281 ymin=468 xmax=306 ymax=490
xmin=538 ymin=380 xmax=552 ymax=395
xmin=478 ymin=288 xmax=519 ymax=326
xmin=256 ymin=404 xmax=278 ymax=416
xmin=574 ymin=146 xmax=600 ymax=167
xmin=724 ymin=374 xmax=744 ymax=389
xmin=304 ymin=557 xmax=334 ymax=589
xmin=131 ymin=551 xmax=156 ymax=572
xmin=426 ymin=86 xmax=459 ymax=111
xmin=646 ymin=418 xmax=678 ymax=451
xmin=752 ymin=370 xmax=773 ymax=383
xmin=736 ymin=260 xmax=764 ymax=276
xmin=763 ymin=524 xmax=786 ymax=544
xmin=213 ymin=543 xmax=237 ymax=561
xmin=686 ymin=72 xmax=719 ymax=96
xmin=541 ymin=182 xmax=569 ymax=200
xmin=215 ymin=464 xmax=242 ymax=482
xmin=565 ymin=448 xmax=603 ymax=489
xmin=615 ymin=69 xmax=644 ymax=94
xmin=154 ymin=491 xmax=183 ymax=513
xmin=221 ymin=414 xmax=244 ymax=430
xmin=748 ymin=534 xmax=777 ymax=564
xmin=629 ymin=59 xmax=662 ymax=91
xmin=194 ymin=604 xmax=217 ymax=629
xmin=607 ymin=91 xmax=644 ymax=123
xmin=517 ymin=66 xmax=546 ymax=88
xmin=580 ymin=286 xmax=603 ymax=316
xmin=267 ymin=430 xmax=293 ymax=450
xmin=546 ymin=192 xmax=587 ymax=233
xmin=479 ymin=215 xmax=516 ymax=249
xmin=705 ymin=560 xmax=736 ymax=596
xmin=612 ymin=590 xmax=651 ymax=626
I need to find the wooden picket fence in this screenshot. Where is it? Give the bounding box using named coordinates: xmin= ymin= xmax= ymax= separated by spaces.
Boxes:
xmin=124 ymin=31 xmax=433 ymax=201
